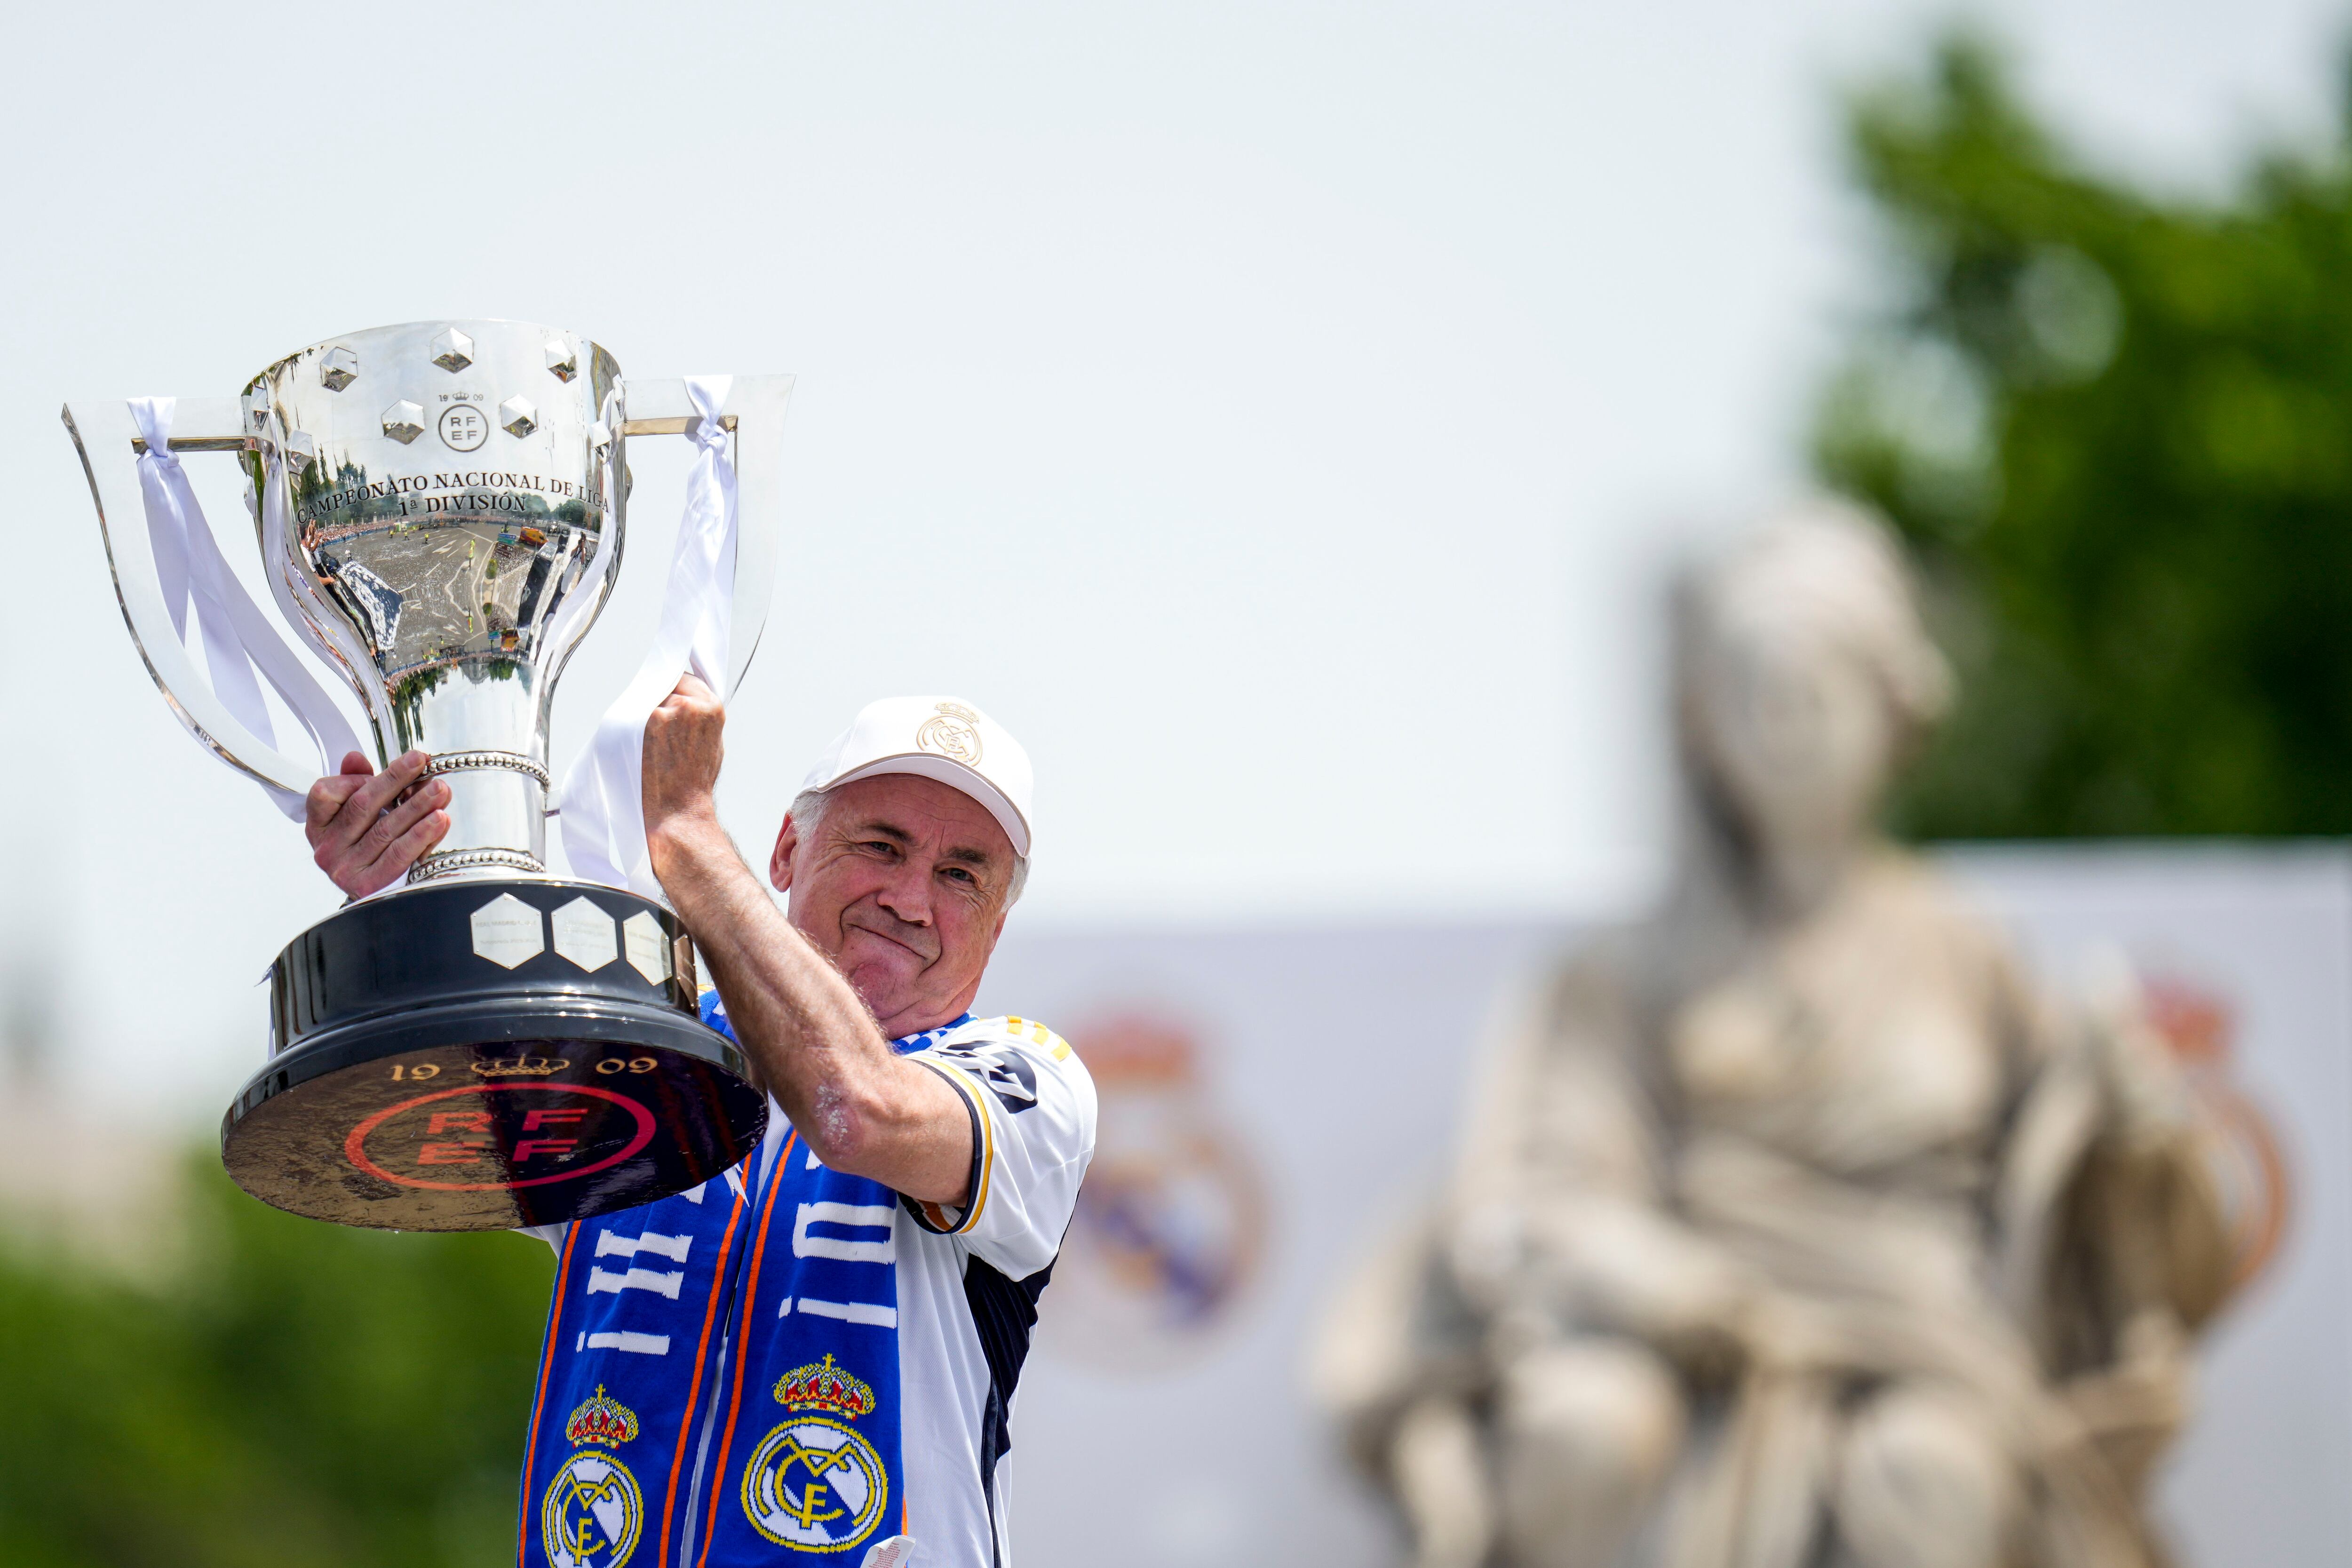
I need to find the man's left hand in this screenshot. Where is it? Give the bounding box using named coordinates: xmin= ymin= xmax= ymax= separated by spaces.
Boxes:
xmin=643 ymin=673 xmax=726 ymax=847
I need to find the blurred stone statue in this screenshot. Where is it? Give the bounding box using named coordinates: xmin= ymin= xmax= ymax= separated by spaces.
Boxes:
xmin=1314 ymin=503 xmax=2239 ymax=1568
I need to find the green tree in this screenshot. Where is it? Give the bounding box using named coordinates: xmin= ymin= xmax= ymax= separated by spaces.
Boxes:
xmin=0 ymin=1158 xmax=552 ymax=1567
xmin=1817 ymin=35 xmax=2352 ymax=836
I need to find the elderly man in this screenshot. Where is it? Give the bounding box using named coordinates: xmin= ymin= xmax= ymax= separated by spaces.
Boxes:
xmin=305 ymin=679 xmax=1096 ymax=1568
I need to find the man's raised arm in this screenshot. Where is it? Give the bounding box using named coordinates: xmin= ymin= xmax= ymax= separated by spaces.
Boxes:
xmin=638 ymin=676 xmax=977 ymax=1206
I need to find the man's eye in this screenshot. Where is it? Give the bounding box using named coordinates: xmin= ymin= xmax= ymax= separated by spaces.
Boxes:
xmin=944 ymin=868 xmax=975 ymax=884
xmin=859 ymin=840 xmax=896 ymax=856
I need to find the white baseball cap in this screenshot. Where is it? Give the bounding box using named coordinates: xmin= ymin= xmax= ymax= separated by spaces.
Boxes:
xmin=799 ymin=696 xmax=1034 ymax=858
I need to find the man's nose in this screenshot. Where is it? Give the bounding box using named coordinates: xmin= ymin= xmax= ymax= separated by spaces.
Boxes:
xmin=873 ymin=861 xmax=933 ymax=925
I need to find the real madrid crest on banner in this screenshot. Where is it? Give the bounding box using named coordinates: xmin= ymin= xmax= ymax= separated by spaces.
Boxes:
xmin=1051 ymin=1011 xmax=1268 ymax=1371
xmin=741 ymin=1355 xmax=890 ymax=1552
xmin=543 ymin=1387 xmax=644 ymax=1568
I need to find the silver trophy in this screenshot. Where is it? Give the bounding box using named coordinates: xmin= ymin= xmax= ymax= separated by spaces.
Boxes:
xmin=64 ymin=320 xmax=786 ymax=1231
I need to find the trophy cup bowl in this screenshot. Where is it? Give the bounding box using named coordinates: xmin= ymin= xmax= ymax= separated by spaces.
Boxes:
xmin=66 ymin=320 xmax=785 ymax=1231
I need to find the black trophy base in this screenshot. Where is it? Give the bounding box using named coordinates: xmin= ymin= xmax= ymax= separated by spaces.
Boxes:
xmin=224 ymin=877 xmax=768 ymax=1232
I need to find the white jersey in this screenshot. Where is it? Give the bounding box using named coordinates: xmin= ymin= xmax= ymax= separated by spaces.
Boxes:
xmin=520 ymin=1009 xmax=1096 ymax=1568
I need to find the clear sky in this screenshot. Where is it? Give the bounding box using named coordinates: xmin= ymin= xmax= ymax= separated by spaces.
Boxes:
xmin=1 ymin=0 xmax=2340 ymax=1118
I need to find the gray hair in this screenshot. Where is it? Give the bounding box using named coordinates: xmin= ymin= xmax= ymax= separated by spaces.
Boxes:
xmin=790 ymin=786 xmax=1029 ymax=906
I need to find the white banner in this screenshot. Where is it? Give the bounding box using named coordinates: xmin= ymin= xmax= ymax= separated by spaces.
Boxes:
xmin=978 ymin=847 xmax=2352 ymax=1568
xmin=128 ymin=398 xmax=361 ymax=817
xmin=559 ymin=376 xmax=736 ymax=897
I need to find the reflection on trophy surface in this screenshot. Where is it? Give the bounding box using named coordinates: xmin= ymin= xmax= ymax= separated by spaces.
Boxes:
xmin=64 ymin=321 xmax=791 ymax=1232
xmin=1314 ymin=503 xmax=2265 ymax=1568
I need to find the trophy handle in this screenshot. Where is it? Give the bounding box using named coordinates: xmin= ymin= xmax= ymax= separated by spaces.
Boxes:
xmin=619 ymin=374 xmax=795 ymax=696
xmin=62 ymin=397 xmax=341 ymax=801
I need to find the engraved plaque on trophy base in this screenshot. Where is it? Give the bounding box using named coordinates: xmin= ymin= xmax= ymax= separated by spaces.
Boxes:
xmin=224 ymin=879 xmax=768 ymax=1231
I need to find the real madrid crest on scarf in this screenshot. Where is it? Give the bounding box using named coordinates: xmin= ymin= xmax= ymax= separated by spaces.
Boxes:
xmin=544 ymin=1387 xmax=644 ymax=1568
xmin=741 ymin=1355 xmax=889 ymax=1549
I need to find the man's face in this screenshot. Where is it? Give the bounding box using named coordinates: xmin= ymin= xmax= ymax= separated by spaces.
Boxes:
xmin=770 ymin=773 xmax=1017 ymax=1037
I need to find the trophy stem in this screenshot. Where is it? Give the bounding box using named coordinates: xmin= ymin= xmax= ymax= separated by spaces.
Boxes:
xmin=412 ymin=751 xmax=551 ymax=880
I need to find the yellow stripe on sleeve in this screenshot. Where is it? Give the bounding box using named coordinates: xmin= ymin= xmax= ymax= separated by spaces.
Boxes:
xmin=927 ymin=1060 xmax=997 ymax=1234
xmin=1003 ymin=1014 xmax=1070 ymax=1058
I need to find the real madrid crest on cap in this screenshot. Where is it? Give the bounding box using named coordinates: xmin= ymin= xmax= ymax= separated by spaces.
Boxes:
xmin=544 ymin=1386 xmax=644 ymax=1568
xmin=740 ymin=1355 xmax=890 ymax=1552
xmin=914 ymin=700 xmax=983 ymax=764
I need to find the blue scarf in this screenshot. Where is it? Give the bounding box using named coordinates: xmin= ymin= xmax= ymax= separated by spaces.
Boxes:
xmin=518 ymin=997 xmax=966 ymax=1567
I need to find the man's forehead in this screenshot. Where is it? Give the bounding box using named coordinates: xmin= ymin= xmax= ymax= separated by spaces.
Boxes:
xmin=826 ymin=773 xmax=1014 ymax=858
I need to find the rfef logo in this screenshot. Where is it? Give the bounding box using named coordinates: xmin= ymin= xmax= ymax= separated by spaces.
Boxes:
xmin=342 ymin=1082 xmax=657 ymax=1193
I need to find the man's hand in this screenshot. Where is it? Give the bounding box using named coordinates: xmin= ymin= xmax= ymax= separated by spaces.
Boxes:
xmin=643 ymin=673 xmax=727 ymax=857
xmin=306 ymin=750 xmax=450 ymax=897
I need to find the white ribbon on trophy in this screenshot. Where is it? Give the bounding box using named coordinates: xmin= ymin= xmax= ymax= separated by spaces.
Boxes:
xmin=127 ymin=398 xmax=363 ymax=820
xmin=560 ymin=375 xmax=738 ymax=899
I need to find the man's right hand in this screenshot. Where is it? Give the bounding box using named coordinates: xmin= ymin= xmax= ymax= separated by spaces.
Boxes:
xmin=306 ymin=749 xmax=451 ymax=897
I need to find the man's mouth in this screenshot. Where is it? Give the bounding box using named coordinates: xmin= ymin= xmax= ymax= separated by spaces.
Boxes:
xmin=842 ymin=913 xmax=936 ymax=963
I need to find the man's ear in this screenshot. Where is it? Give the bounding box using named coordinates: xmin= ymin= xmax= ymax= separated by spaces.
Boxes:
xmin=770 ymin=814 xmax=799 ymax=893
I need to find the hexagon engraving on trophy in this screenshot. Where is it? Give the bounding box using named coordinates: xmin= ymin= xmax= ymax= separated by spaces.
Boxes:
xmin=429 ymin=327 xmax=475 ymax=373
xmin=623 ymin=911 xmax=672 ymax=986
xmin=381 ymin=399 xmax=425 ymax=444
xmin=471 ymin=893 xmax=545 ymax=969
xmin=545 ymin=340 xmax=579 ymax=382
xmin=319 ymin=346 xmax=359 ymax=392
xmin=500 ymin=396 xmax=539 ymax=438
xmin=551 ymin=896 xmax=619 ymax=972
